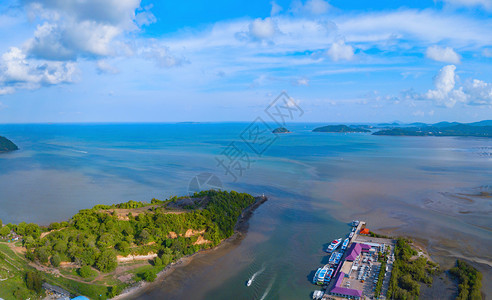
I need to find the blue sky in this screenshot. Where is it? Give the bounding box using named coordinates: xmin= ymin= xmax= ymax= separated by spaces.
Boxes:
xmin=0 ymin=0 xmax=491 ymax=123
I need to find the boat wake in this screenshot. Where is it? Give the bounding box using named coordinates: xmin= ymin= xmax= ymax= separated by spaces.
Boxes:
xmin=246 ymin=266 xmax=265 ymax=287
xmin=259 ymin=276 xmax=275 ymax=300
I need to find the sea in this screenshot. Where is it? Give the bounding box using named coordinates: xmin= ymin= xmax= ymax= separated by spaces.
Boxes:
xmin=0 ymin=123 xmax=491 ymax=299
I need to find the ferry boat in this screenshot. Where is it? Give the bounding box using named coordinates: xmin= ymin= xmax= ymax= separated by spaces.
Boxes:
xmin=326 ymin=238 xmax=342 ymax=252
xmin=341 ymin=238 xmax=349 ymax=250
xmin=316 ymin=266 xmax=330 ymax=285
xmin=312 ymin=267 xmax=322 ymax=284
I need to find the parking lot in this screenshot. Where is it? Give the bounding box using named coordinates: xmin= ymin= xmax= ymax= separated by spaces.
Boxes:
xmin=335 ymin=244 xmax=394 ymax=299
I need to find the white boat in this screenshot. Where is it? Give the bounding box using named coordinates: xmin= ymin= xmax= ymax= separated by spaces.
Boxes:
xmin=341 ymin=238 xmax=350 ymax=250
xmin=246 ymin=278 xmax=253 ymax=286
xmin=312 ymin=268 xmax=322 ymax=284
xmin=316 ymin=264 xmax=331 ymax=285
xmin=349 ymin=232 xmax=354 ymax=239
xmin=352 ymin=220 xmax=360 ymax=226
xmin=313 ymin=290 xmax=324 ymax=300
xmin=326 ymin=238 xmax=342 ymax=252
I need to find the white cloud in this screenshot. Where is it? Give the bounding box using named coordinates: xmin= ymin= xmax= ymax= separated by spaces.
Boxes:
xmin=439 ymin=0 xmax=492 ymax=11
xmin=96 ymin=60 xmax=119 ymax=74
xmin=422 ymin=65 xmax=492 ymax=107
xmin=426 ymin=46 xmax=461 ymax=64
xmin=336 ymin=10 xmax=492 ymax=47
xmin=22 ymin=0 xmax=154 ymax=61
xmin=0 ymin=47 xmax=76 ymax=93
xmin=248 ymin=18 xmax=276 ymax=40
xmin=463 ymin=79 xmax=492 ymax=105
xmin=326 ymin=40 xmax=354 ymax=61
xmin=425 ymin=65 xmax=466 ymax=107
xmin=295 ymin=78 xmax=309 ymax=86
xmin=139 ymin=43 xmax=188 ymax=68
xmin=291 ymin=0 xmax=331 ymax=15
xmin=483 ymin=48 xmax=492 ymax=57
xmin=270 ymin=1 xmax=283 ymax=16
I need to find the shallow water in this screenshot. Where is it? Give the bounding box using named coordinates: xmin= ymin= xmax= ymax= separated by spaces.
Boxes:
xmin=0 ymin=123 xmax=490 ymax=298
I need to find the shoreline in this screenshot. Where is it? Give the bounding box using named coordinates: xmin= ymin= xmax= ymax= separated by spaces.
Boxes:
xmin=112 ymin=195 xmax=267 ymax=300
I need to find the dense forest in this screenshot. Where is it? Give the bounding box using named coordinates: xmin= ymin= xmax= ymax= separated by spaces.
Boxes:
xmin=312 ymin=125 xmax=370 ymax=133
xmin=450 ymin=260 xmax=483 ymax=300
xmin=387 ymin=238 xmax=439 ymax=299
xmin=373 ymin=124 xmax=492 ymax=137
xmin=0 ymin=190 xmax=259 ymax=299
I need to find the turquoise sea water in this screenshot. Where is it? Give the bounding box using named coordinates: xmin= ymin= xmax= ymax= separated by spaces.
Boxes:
xmin=0 ymin=123 xmax=491 ymax=299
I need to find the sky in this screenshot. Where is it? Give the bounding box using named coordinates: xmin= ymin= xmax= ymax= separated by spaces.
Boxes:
xmin=0 ymin=0 xmax=491 ymax=123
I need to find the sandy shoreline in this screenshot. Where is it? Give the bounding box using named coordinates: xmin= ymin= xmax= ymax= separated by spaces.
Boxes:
xmin=112 ymin=196 xmax=267 ymax=300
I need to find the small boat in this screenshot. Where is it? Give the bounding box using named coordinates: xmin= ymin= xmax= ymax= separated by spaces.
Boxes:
xmin=328 ymin=252 xmax=338 ymax=264
xmin=341 ymin=238 xmax=350 ymax=250
xmin=326 ymin=238 xmax=342 ymax=252
xmin=324 ymin=268 xmax=335 ymax=283
xmin=349 ymin=232 xmax=354 ymax=239
xmin=334 ymin=252 xmax=343 ymax=265
xmin=312 ymin=268 xmax=322 ymax=284
xmin=352 ymin=220 xmax=360 ymax=226
xmin=246 ymin=278 xmax=253 ymax=286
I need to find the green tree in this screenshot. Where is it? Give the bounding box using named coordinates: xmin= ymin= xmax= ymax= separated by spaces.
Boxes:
xmin=25 ymin=270 xmax=43 ymax=293
xmin=78 ymin=265 xmax=97 ymax=278
xmin=51 ymin=253 xmax=61 ymax=267
xmin=0 ymin=226 xmax=9 ymax=237
xmin=96 ymin=250 xmax=117 ymax=273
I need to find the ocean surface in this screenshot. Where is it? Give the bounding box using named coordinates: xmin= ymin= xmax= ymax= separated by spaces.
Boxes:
xmin=0 ymin=123 xmax=491 ymax=299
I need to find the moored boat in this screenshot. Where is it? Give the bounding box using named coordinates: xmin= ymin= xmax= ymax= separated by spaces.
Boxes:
xmin=341 ymin=238 xmax=349 ymax=250
xmin=326 ymin=238 xmax=342 ymax=252
xmin=312 ymin=267 xmax=322 ymax=284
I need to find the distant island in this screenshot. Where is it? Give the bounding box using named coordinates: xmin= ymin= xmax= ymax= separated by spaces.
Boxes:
xmin=373 ymin=124 xmax=492 ymax=138
xmin=272 ymin=127 xmax=291 ymax=134
xmin=0 ymin=136 xmax=18 ymax=152
xmin=0 ymin=190 xmax=267 ymax=299
xmin=313 ymin=125 xmax=370 ymax=133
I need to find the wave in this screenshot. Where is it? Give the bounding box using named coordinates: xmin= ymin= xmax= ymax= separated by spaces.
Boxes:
xmin=71 ymin=149 xmax=88 ymax=154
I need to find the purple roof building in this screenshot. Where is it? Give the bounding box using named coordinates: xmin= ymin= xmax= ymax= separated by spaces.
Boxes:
xmin=329 ymin=272 xmax=363 ymax=299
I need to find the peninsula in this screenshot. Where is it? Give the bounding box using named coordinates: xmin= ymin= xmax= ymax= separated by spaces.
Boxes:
xmin=313 ymin=125 xmax=370 ymax=133
xmin=0 ymin=190 xmax=266 ymax=299
xmin=0 ymin=136 xmax=18 ymax=152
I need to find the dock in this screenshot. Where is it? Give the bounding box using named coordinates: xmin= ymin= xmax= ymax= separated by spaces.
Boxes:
xmin=310 ymin=221 xmax=396 ymax=300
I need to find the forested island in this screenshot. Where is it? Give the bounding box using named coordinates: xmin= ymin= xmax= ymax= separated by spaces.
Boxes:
xmin=0 ymin=136 xmax=18 ymax=152
xmin=373 ymin=124 xmax=492 ymax=137
xmin=272 ymin=127 xmax=291 ymax=134
xmin=312 ymin=125 xmax=370 ymax=133
xmin=0 ymin=190 xmax=266 ymax=299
